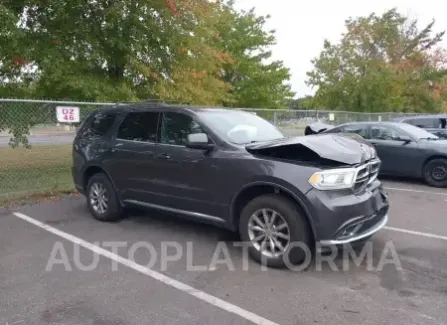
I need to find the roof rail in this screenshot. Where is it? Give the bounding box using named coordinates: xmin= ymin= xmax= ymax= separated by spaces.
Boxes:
xmin=113 ymin=99 xmax=192 ymax=107
xmin=142 ymin=99 xmax=192 ymax=106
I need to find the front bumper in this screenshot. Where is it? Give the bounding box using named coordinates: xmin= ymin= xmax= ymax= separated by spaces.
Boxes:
xmin=305 ymin=179 xmax=389 ymax=245
xmin=319 ymin=213 xmax=388 ymax=245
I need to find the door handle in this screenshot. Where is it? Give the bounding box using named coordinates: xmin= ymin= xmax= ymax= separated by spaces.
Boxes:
xmin=157 ymin=153 xmax=171 ymax=159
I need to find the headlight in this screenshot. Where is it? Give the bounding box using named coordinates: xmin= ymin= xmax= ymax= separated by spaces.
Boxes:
xmin=308 ymin=168 xmax=356 ymax=190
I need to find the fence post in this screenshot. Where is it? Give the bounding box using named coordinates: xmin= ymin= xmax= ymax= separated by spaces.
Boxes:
xmin=273 ymin=111 xmax=277 ymax=125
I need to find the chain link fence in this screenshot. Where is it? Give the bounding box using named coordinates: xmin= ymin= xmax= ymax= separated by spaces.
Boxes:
xmin=0 ymin=99 xmax=113 ymax=204
xmin=0 ymin=98 xmax=425 ymax=204
xmin=241 ymin=109 xmax=427 ymax=136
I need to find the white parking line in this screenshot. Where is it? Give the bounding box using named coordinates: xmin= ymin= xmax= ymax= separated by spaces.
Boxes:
xmin=384 ymin=226 xmax=447 ymax=241
xmin=383 ymin=186 xmax=447 ymax=196
xmin=12 ymin=212 xmax=279 ymax=325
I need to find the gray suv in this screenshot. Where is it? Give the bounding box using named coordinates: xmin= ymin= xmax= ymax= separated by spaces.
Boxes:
xmin=72 ymin=103 xmax=389 ymax=268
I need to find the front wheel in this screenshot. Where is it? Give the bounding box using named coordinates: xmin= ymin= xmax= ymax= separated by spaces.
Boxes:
xmin=239 ymin=194 xmax=312 ymax=269
xmin=423 ymin=158 xmax=447 ymax=188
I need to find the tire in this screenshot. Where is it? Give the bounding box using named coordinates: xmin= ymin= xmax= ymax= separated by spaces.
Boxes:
xmin=86 ymin=173 xmax=123 ymax=222
xmin=239 ymin=194 xmax=312 ymax=269
xmin=422 ymin=158 xmax=447 ymax=188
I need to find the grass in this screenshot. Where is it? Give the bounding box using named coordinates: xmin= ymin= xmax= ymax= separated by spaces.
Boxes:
xmin=0 ymin=144 xmax=76 ymax=205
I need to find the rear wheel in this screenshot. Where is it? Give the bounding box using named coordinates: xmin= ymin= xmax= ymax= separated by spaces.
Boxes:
xmin=86 ymin=173 xmax=123 ymax=222
xmin=423 ymin=158 xmax=447 ymax=188
xmin=239 ymin=194 xmax=312 ymax=269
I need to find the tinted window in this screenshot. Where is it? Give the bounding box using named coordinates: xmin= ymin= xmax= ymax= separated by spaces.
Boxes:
xmin=394 ymin=123 xmax=439 ymax=139
xmin=160 ymin=112 xmax=205 ymax=146
xmin=340 ymin=124 xmax=368 ymax=138
xmin=117 ymin=112 xmax=159 ymax=142
xmin=80 ymin=112 xmax=117 ymax=138
xmin=408 ymin=117 xmax=438 ymax=128
xmin=370 ymin=125 xmax=407 ymax=141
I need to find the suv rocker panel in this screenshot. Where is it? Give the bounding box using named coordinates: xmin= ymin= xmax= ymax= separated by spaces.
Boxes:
xmin=124 ymin=199 xmax=226 ymax=225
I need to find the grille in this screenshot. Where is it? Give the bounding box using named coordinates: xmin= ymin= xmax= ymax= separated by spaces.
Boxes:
xmin=354 ymin=160 xmax=381 ymax=190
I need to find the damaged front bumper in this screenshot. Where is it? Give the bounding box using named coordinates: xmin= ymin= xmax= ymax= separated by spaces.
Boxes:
xmin=319 ymin=212 xmax=388 ymax=246
xmin=305 ymin=179 xmax=389 ymax=246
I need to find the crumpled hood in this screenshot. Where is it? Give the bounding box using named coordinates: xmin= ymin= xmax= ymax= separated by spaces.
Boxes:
xmin=245 ymin=134 xmax=377 ymax=165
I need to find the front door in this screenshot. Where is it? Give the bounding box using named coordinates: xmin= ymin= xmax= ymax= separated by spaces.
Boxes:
xmin=367 ymin=125 xmax=421 ymax=176
xmin=151 ymin=111 xmax=224 ymax=219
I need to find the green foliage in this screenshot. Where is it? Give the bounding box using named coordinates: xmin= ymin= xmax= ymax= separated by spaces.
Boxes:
xmin=307 ymin=8 xmax=447 ymax=112
xmin=0 ymin=0 xmax=294 ymax=146
xmin=288 ymin=96 xmax=317 ymax=110
xmin=215 ymin=2 xmax=295 ymax=108
xmin=1 ymin=0 xmax=227 ymax=102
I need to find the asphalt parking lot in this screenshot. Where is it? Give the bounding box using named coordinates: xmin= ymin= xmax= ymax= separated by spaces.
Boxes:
xmin=1 ymin=178 xmax=447 ymax=325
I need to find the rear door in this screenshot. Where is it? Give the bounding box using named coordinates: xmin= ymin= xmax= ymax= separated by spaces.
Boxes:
xmin=103 ymin=111 xmax=161 ymax=202
xmin=72 ymin=110 xmax=119 ymax=188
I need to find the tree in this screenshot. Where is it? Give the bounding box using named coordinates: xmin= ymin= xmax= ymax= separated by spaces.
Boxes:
xmin=288 ymin=96 xmax=317 ymax=110
xmin=0 ymin=0 xmax=294 ymax=146
xmin=1 ymin=0 xmax=293 ymax=108
xmin=213 ymin=1 xmax=295 ymax=108
xmin=0 ymin=0 xmax=234 ymax=146
xmin=0 ymin=0 xmax=232 ymax=104
xmin=306 ymin=8 xmax=447 ymax=112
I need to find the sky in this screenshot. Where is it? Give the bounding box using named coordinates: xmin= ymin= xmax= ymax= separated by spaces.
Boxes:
xmin=232 ymin=0 xmax=447 ymax=98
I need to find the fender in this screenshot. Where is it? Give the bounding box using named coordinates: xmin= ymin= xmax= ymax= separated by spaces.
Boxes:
xmin=82 ymin=164 xmax=125 ymax=207
xmin=229 ymin=180 xmax=316 ymax=238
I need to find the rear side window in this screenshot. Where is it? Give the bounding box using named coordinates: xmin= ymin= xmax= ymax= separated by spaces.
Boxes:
xmin=370 ymin=125 xmax=406 ymax=141
xmin=339 ymin=124 xmax=369 ymax=138
xmin=117 ymin=112 xmax=159 ymax=142
xmin=79 ymin=112 xmax=117 ymax=138
xmin=407 ymin=118 xmax=437 ymax=128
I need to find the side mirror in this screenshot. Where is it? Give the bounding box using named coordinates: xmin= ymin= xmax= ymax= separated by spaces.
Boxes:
xmin=185 ymin=133 xmax=214 ymax=151
xmin=396 ymin=136 xmax=412 ymax=144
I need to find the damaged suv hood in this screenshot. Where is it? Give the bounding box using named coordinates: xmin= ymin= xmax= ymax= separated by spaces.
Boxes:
xmin=245 ymin=134 xmax=377 ymax=165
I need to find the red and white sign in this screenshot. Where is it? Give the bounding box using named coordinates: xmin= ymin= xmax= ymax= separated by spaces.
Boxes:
xmin=56 ymin=106 xmax=80 ymax=123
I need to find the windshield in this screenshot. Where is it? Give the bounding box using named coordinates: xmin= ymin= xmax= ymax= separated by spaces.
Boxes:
xmin=197 ymin=110 xmax=285 ymax=144
xmin=397 ymin=123 xmax=439 ymax=139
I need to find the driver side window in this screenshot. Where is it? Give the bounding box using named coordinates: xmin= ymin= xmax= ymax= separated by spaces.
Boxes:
xmin=370 ymin=125 xmax=406 ymax=141
xmin=160 ymin=112 xmax=208 ymax=146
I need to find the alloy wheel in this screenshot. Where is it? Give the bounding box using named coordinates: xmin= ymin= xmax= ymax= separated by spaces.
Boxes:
xmin=89 ymin=182 xmax=108 ymax=214
xmin=431 ymin=165 xmax=447 ymax=182
xmin=247 ymin=208 xmax=291 ymax=258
